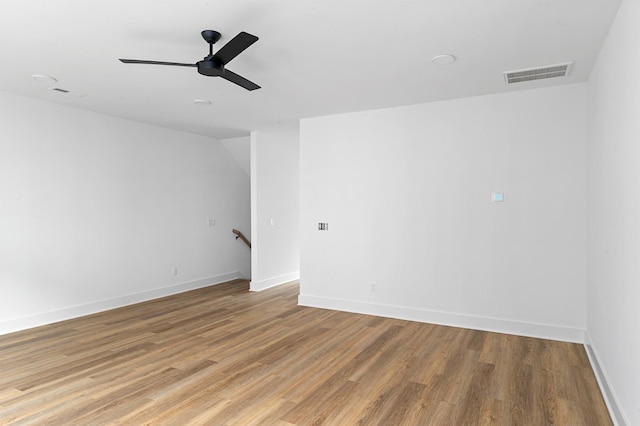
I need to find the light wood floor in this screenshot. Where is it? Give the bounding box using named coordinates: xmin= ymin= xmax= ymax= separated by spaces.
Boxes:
xmin=0 ymin=280 xmax=611 ymax=425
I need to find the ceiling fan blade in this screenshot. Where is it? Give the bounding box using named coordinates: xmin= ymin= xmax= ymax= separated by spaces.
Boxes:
xmin=119 ymin=59 xmax=196 ymax=67
xmin=222 ymin=69 xmax=261 ymax=91
xmin=212 ymin=32 xmax=258 ymax=65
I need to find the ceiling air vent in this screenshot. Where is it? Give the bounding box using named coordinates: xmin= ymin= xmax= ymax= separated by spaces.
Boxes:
xmin=49 ymin=87 xmax=86 ymax=97
xmin=504 ymin=62 xmax=573 ymax=85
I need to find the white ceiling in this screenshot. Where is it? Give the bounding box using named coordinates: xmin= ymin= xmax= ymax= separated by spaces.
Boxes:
xmin=0 ymin=0 xmax=621 ymax=139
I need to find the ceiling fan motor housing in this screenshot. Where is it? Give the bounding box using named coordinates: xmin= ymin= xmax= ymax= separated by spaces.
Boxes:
xmin=197 ymin=61 xmax=225 ymax=77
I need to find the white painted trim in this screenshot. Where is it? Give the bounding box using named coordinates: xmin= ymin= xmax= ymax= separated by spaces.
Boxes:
xmin=584 ymin=332 xmax=629 ymax=426
xmin=298 ymin=294 xmax=585 ymax=343
xmin=250 ymin=272 xmax=300 ymax=292
xmin=0 ymin=272 xmax=243 ymax=336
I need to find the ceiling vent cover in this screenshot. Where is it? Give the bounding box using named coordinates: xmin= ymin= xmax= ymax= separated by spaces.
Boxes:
xmin=504 ymin=62 xmax=573 ymax=85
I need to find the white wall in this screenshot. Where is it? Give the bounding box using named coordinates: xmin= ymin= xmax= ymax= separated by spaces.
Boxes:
xmin=0 ymin=91 xmax=250 ymax=334
xmin=221 ymin=136 xmax=250 ymax=177
xmin=299 ymin=84 xmax=588 ymax=342
xmin=586 ymin=1 xmax=640 ymax=424
xmin=250 ymin=122 xmax=300 ymax=291
xmin=220 ymin=136 xmax=251 ymax=279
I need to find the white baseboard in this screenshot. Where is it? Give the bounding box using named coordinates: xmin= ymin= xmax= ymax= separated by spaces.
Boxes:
xmin=0 ymin=271 xmax=243 ymax=336
xmin=250 ymin=271 xmax=300 ymax=292
xmin=298 ymin=294 xmax=585 ymax=343
xmin=584 ymin=332 xmax=629 ymax=426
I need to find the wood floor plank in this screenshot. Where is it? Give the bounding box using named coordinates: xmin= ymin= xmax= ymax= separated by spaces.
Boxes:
xmin=0 ymin=279 xmax=612 ymax=425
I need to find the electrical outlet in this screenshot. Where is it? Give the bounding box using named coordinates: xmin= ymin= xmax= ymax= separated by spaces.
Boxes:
xmin=371 ymin=282 xmax=377 ymax=292
xmin=172 ymin=267 xmax=178 ymax=276
xmin=208 ymin=218 xmax=216 ymax=227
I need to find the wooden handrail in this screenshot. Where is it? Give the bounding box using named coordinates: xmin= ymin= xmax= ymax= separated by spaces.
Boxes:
xmin=232 ymin=229 xmax=251 ymax=249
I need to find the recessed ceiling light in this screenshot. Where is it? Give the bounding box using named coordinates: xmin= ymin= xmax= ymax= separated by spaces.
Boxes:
xmin=432 ymin=54 xmax=457 ymax=65
xmin=193 ymin=99 xmax=212 ymax=106
xmin=32 ymin=74 xmax=58 ymax=84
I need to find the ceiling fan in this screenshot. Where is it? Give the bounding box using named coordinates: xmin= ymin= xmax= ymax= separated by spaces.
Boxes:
xmin=119 ymin=30 xmax=260 ymax=91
